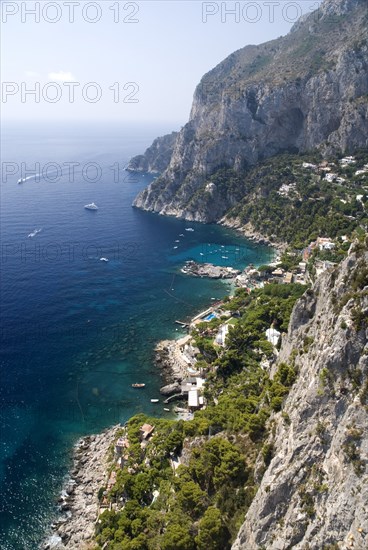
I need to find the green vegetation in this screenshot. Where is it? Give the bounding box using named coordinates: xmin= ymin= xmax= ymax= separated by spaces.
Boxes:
xmin=94 ymin=283 xmax=305 ymax=549
xmin=93 ymin=231 xmax=368 ymax=549
xmin=225 ymin=150 xmax=368 ymax=248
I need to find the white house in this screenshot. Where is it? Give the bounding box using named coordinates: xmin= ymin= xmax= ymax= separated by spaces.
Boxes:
xmin=339 ymin=156 xmax=356 ymax=165
xmin=215 ymin=323 xmax=229 ymax=347
xmin=188 ymin=389 xmax=200 ymax=409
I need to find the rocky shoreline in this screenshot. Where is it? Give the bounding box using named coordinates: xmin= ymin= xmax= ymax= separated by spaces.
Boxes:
xmin=43 ymin=426 xmax=120 ymax=550
xmin=220 ymin=216 xmax=287 ymax=253
xmin=41 ymin=219 xmax=280 ymax=550
xmin=181 ymin=260 xmax=240 ymax=279
xmin=155 ymin=339 xmax=189 ymax=385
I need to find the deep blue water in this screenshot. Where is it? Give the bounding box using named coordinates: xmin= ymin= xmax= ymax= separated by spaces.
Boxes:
xmin=0 ymin=122 xmax=272 ymax=549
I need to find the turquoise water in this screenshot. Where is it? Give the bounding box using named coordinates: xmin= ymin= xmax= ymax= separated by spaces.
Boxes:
xmin=0 ymin=122 xmax=272 ymax=549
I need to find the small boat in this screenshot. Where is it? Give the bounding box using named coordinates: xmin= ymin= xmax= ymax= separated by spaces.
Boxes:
xmin=185 ymin=228 xmax=194 ymax=232
xmin=100 ymin=257 xmax=109 ymax=262
xmin=200 ymin=253 xmax=204 ymax=256
xmin=179 ymin=234 xmax=184 ymax=237
xmin=18 ymin=175 xmax=35 ymax=184
xmin=132 ymin=383 xmax=145 ymax=388
xmin=84 ymin=202 xmax=98 ymax=210
xmin=150 ymin=399 xmax=159 ymax=403
xmin=173 ymin=246 xmax=178 ymax=249
xmin=222 ymin=256 xmax=228 ymax=259
xmin=164 ymin=408 xmax=170 ymax=412
xmin=175 ymin=240 xmax=180 ymax=243
xmin=28 ymin=228 xmax=42 ymax=238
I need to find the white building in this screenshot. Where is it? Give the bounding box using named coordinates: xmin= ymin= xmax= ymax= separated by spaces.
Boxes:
xmin=339 ymin=156 xmax=356 ymax=165
xmin=188 ymin=389 xmax=199 ymax=409
xmin=324 ymin=173 xmax=337 ymax=183
xmin=317 ymin=237 xmax=335 ymax=251
xmin=215 ymin=323 xmax=229 ymax=347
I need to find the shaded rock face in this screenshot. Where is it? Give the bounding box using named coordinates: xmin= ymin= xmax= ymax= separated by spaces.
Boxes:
xmin=232 ymin=246 xmax=368 ymax=550
xmin=133 ymin=0 xmax=368 ymax=222
xmin=128 ymin=131 xmax=178 ymax=173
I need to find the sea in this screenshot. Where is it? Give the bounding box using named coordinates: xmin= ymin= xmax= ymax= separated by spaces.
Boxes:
xmin=0 ymin=121 xmax=272 ymax=549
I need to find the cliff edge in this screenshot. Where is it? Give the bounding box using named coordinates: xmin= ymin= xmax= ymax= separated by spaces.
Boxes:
xmin=133 ymin=0 xmax=368 ymax=222
xmin=232 ymin=242 xmax=368 ymax=549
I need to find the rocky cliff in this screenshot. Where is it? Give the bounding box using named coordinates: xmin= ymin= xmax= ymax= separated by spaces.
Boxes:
xmin=232 ymin=243 xmax=368 ymax=549
xmin=133 ymin=0 xmax=368 ymax=222
xmin=127 ymin=131 xmax=178 ymax=173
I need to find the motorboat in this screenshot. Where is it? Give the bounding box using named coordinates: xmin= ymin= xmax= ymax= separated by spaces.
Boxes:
xmin=28 ymin=229 xmax=42 ymax=238
xmin=84 ymin=203 xmax=98 ymax=210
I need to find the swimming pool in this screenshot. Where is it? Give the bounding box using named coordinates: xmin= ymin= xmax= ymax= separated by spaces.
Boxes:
xmin=204 ymin=313 xmax=216 ymax=321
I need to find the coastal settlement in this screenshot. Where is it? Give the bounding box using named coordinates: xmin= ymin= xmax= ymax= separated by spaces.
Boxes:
xmin=45 ymin=228 xmax=359 ymax=550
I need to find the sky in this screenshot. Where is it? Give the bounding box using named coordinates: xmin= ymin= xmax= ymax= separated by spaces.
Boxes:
xmin=1 ymin=1 xmax=322 ymax=127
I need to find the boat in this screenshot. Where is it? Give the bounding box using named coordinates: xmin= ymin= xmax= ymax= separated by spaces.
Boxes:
xmin=150 ymin=399 xmax=159 ymax=403
xmin=175 ymin=240 xmax=180 ymax=243
xmin=179 ymin=234 xmax=184 ymax=237
xmin=18 ymin=175 xmax=36 ymax=184
xmin=100 ymin=257 xmax=109 ymax=262
xmin=132 ymin=383 xmax=145 ymax=388
xmin=173 ymin=246 xmax=178 ymax=249
xmin=185 ymin=228 xmax=194 ymax=232
xmin=222 ymin=256 xmax=228 ymax=259
xmin=84 ymin=202 xmax=98 ymax=210
xmin=164 ymin=408 xmax=170 ymax=412
xmin=28 ymin=228 xmax=42 ymax=238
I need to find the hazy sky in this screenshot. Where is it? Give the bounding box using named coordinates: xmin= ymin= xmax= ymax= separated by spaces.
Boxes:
xmin=1 ymin=1 xmax=321 ymax=126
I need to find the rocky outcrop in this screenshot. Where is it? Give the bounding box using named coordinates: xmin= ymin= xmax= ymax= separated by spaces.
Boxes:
xmin=133 ymin=0 xmax=368 ymax=222
xmin=160 ymin=382 xmax=181 ymax=396
xmin=232 ymin=245 xmax=368 ymax=549
xmin=43 ymin=427 xmax=119 ymax=550
xmin=182 ymin=260 xmax=240 ymax=279
xmin=127 ymin=131 xmax=178 ymax=173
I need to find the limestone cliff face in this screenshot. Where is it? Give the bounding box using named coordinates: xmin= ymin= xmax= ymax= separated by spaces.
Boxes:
xmin=127 ymin=131 xmax=178 ymax=173
xmin=133 ymin=0 xmax=368 ymax=221
xmin=232 ymin=245 xmax=368 ymax=550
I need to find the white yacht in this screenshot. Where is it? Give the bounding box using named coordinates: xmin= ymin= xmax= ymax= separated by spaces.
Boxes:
xmin=84 ymin=202 xmax=98 ymax=210
xmin=185 ymin=228 xmax=194 ymax=232
xmin=100 ymin=257 xmax=109 ymax=262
